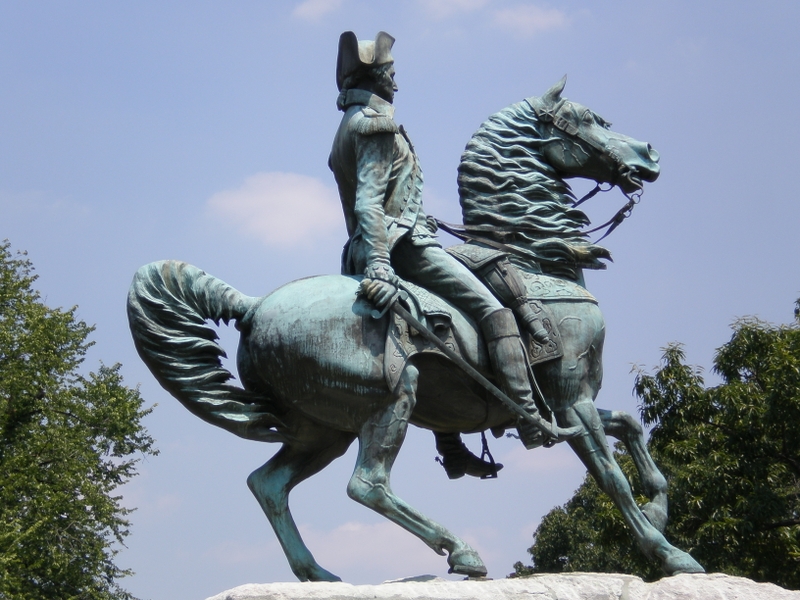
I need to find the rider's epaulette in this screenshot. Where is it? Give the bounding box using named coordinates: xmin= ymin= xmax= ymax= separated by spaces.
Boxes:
xmin=351 ymin=107 xmax=399 ymax=136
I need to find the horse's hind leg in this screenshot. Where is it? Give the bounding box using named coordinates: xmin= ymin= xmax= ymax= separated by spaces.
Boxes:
xmin=247 ymin=424 xmax=355 ymax=582
xmin=598 ymin=408 xmax=668 ymax=532
xmin=346 ymin=365 xmax=487 ymax=577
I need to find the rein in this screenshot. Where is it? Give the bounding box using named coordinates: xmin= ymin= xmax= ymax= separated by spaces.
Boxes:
xmin=583 ymin=187 xmax=643 ymax=242
xmin=437 ymin=174 xmax=643 ymax=251
xmin=575 ymin=181 xmax=644 ymax=243
xmin=572 ymin=182 xmax=612 ymax=208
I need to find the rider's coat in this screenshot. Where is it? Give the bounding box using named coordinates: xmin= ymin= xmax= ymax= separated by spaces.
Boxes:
xmin=329 ymin=89 xmax=437 ymax=276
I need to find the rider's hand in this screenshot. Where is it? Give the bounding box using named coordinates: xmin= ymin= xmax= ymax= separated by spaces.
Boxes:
xmin=361 ymin=262 xmax=399 ymax=310
xmin=360 ymin=278 xmax=398 ymax=309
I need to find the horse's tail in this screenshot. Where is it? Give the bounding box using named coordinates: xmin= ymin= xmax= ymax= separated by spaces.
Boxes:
xmin=127 ymin=260 xmax=287 ymax=443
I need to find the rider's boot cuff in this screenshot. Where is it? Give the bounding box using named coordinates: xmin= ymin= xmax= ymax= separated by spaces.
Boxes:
xmin=480 ymin=308 xmax=519 ymax=341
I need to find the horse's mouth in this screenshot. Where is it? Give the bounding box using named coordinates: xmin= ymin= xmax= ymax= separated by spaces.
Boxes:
xmin=619 ymin=163 xmax=659 ymax=193
xmin=617 ymin=171 xmax=644 ymax=194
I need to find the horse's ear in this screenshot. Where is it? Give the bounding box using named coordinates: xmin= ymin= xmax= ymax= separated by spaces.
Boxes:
xmin=541 ymin=75 xmax=567 ymax=105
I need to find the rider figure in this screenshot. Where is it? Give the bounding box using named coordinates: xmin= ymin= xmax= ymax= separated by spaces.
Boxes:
xmin=329 ymin=31 xmax=551 ymax=475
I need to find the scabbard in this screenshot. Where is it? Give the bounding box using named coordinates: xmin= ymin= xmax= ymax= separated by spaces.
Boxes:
xmin=388 ymin=301 xmax=580 ymax=441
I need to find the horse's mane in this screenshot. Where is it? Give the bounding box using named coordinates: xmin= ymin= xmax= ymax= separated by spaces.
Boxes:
xmin=457 ymin=100 xmax=611 ymax=277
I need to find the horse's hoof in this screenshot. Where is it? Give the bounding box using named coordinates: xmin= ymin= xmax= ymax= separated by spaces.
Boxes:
xmin=641 ymin=501 xmax=668 ymax=533
xmin=296 ymin=565 xmax=342 ymax=582
xmin=447 ymin=546 xmax=487 ymax=577
xmin=660 ymin=547 xmax=704 ymax=575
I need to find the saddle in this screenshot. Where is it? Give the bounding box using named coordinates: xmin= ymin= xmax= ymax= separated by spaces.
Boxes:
xmin=382 ymin=248 xmax=597 ymax=392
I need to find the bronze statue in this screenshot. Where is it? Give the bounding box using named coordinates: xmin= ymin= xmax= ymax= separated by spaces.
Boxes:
xmin=128 ymin=31 xmax=703 ymax=581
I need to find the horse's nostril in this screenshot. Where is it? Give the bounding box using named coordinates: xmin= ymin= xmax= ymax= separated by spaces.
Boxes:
xmin=647 ymin=144 xmax=660 ymax=163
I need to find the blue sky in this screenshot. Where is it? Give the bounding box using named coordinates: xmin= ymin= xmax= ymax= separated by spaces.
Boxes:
xmin=2 ymin=1 xmax=799 ymax=599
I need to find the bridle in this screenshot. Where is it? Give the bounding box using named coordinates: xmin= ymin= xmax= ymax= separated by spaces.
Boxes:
xmin=526 ymin=96 xmax=645 ymax=242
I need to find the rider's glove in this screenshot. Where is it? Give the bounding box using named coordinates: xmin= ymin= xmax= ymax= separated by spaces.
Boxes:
xmin=361 ymin=262 xmax=399 ymax=310
xmin=425 ymin=216 xmax=439 ymax=234
xmin=363 ymin=262 xmax=399 ymax=285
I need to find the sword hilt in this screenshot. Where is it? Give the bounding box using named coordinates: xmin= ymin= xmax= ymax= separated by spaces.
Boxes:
xmin=370 ymin=290 xmax=408 ymax=319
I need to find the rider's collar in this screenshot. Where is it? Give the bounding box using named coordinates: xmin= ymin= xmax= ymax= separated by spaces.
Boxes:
xmin=342 ymin=89 xmax=395 ymax=118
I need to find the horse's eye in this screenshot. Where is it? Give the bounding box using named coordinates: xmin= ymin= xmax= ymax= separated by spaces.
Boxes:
xmin=583 ymin=111 xmax=595 ymax=124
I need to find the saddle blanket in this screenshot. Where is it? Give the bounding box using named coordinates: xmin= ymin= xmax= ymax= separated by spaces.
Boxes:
xmin=517 ymin=269 xmax=598 ymax=303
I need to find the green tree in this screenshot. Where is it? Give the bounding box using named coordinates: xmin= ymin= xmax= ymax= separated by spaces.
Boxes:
xmin=515 ymin=301 xmax=800 ymax=589
xmin=0 ymin=241 xmax=157 ymax=600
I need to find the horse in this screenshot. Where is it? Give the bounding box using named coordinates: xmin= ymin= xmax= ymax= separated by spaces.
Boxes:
xmin=127 ymin=77 xmax=703 ymax=581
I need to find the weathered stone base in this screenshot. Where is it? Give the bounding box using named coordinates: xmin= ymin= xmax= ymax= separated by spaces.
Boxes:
xmin=206 ymin=572 xmax=799 ymax=600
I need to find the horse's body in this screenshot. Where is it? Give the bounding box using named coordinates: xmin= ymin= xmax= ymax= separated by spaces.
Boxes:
xmin=128 ymin=78 xmax=703 ymax=580
xmin=237 ymin=273 xmax=604 ymax=436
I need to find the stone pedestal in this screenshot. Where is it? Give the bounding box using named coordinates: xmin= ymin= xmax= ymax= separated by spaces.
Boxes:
xmin=206 ymin=573 xmax=799 ymax=600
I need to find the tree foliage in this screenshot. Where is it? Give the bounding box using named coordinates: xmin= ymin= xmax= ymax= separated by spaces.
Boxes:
xmin=514 ymin=301 xmax=800 ymax=589
xmin=0 ymin=241 xmax=157 ymax=600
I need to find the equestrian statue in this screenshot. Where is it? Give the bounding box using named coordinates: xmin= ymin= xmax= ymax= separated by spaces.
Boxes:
xmin=127 ymin=31 xmax=704 ymax=581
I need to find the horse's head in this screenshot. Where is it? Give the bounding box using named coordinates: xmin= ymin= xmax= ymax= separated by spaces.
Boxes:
xmin=527 ymin=76 xmax=660 ymax=194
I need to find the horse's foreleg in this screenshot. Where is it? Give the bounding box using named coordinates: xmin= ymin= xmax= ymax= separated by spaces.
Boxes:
xmin=346 ymin=365 xmax=487 ymax=577
xmin=561 ymin=399 xmax=702 ymax=575
xmin=247 ymin=427 xmax=355 ymax=582
xmin=598 ymin=408 xmax=668 ymax=532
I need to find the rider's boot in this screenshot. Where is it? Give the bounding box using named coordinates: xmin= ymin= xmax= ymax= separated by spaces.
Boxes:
xmin=481 ymin=308 xmax=547 ymax=450
xmin=434 ymin=432 xmax=503 ymax=479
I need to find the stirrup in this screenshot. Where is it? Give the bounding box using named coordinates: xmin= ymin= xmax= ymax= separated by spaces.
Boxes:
xmin=435 ymin=433 xmax=503 ymax=479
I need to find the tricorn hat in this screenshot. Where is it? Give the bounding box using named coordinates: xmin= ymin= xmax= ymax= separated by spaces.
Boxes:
xmin=336 ymin=31 xmax=395 ymax=91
